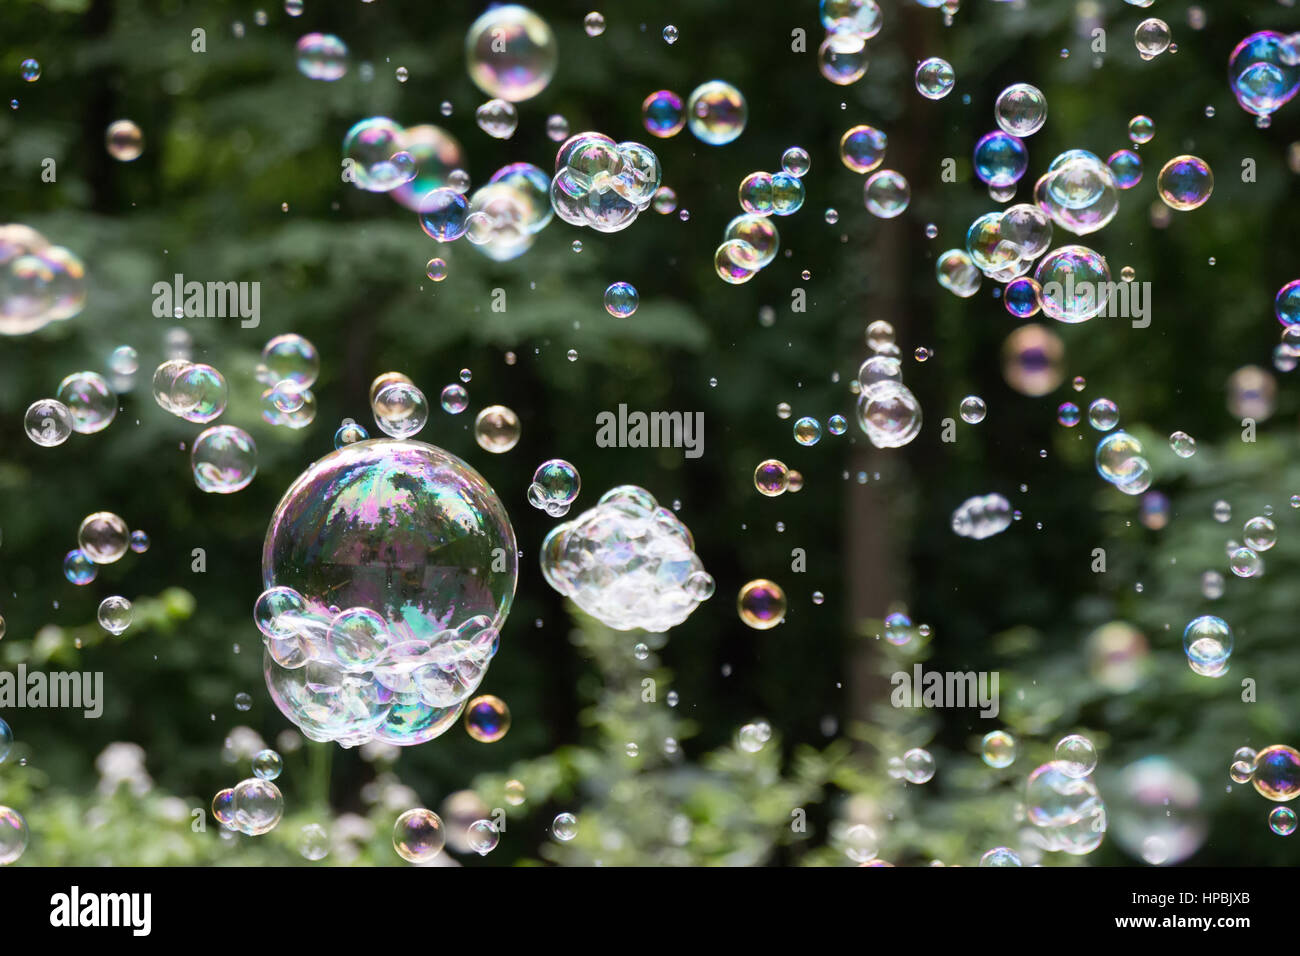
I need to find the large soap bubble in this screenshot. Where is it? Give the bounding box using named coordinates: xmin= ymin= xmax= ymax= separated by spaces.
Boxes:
xmin=1034 ymin=150 xmax=1119 ymax=236
xmin=540 ymin=486 xmax=714 ymax=632
xmin=465 ymin=4 xmax=558 ymax=103
xmin=0 ymin=224 xmax=87 ymax=335
xmin=550 ymin=133 xmax=662 ymax=233
xmin=1228 ymin=31 xmax=1300 ymax=127
xmin=260 ymin=439 xmax=518 ymax=747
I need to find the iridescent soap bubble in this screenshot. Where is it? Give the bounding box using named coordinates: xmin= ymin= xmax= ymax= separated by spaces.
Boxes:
xmin=767 ymin=173 xmax=804 ymax=216
xmin=1057 ymin=401 xmax=1080 ymax=427
xmin=474 ymin=405 xmax=521 ymax=453
xmin=465 ymin=4 xmax=557 ymax=102
xmin=425 ymin=259 xmax=447 ymax=284
xmin=392 ymin=808 xmax=445 ymax=862
xmin=883 ymin=611 xmax=913 ymax=646
xmin=781 ymin=146 xmax=811 ymax=178
xmin=63 ymin=548 xmax=96 ymax=585
xmin=1244 ymin=516 xmax=1277 ymax=551
xmin=259 ymin=334 xmax=319 ymax=388
xmin=550 ymin=133 xmax=661 ymax=234
xmin=936 ymin=250 xmax=981 ymax=298
xmin=982 ymin=730 xmax=1017 ymax=769
xmin=1002 ymin=324 xmax=1064 ymax=396
xmin=389 ymin=125 xmax=467 ymax=212
xmin=754 ymin=459 xmax=790 ymax=497
xmin=818 ymin=29 xmax=869 ymax=86
xmin=843 ymin=823 xmax=879 ymax=863
xmin=467 ymin=819 xmax=500 ymax=854
xmin=1228 ymin=31 xmax=1300 ymax=125
xmin=1229 ymin=546 xmax=1262 ymax=579
xmin=1108 ymin=149 xmax=1143 ymax=189
xmin=232 ymin=777 xmax=283 ymax=836
xmin=840 ymin=125 xmax=887 ymax=173
xmin=974 ymin=131 xmax=1028 ymax=188
xmin=857 ymin=381 xmax=922 ymax=448
xmin=724 ymin=215 xmax=779 ymax=268
xmin=902 ymin=747 xmax=936 ymax=784
xmin=97 ymin=595 xmax=132 ymax=635
xmin=793 ymin=416 xmax=822 ymax=446
xmin=1231 ymin=760 xmax=1255 ymax=784
xmin=464 ymin=694 xmax=511 ymax=742
xmin=212 ymin=788 xmax=236 ymax=829
xmin=372 ymin=382 xmax=429 ymax=439
xmin=529 ymin=459 xmax=581 ymax=513
xmin=1033 ymin=150 xmax=1119 ymax=236
xmin=1111 ymin=757 xmax=1204 ymax=864
xmin=552 ymin=812 xmax=579 ymax=841
xmin=0 ymin=807 xmax=29 ymax=865
xmin=1183 ymin=615 xmax=1232 ymax=676
xmin=476 ymin=98 xmax=519 ymax=139
xmin=1135 ymin=18 xmax=1172 ymax=59
xmin=914 ymin=57 xmax=955 ymax=99
xmin=1157 ymin=156 xmax=1213 ymax=211
xmin=79 ymin=512 xmax=130 ymax=564
xmin=714 ymin=238 xmax=762 ymax=284
xmin=1276 ymin=280 xmax=1300 ymax=326
xmin=263 ymin=440 xmax=517 ymax=745
xmin=1055 ymin=735 xmax=1098 ymax=778
xmin=417 ymin=188 xmax=470 ymax=241
xmin=980 ymin=847 xmax=1022 ymax=867
xmin=0 ymin=719 xmax=10 ymax=763
xmin=583 ymin=11 xmax=605 ymax=36
xmin=439 ymin=384 xmax=469 ymax=415
xmin=252 ymin=749 xmax=283 ymax=780
xmin=1004 ymin=276 xmax=1041 ymax=317
xmin=1127 ymin=115 xmax=1155 ymax=144
xmin=737 ymin=579 xmax=787 ymax=630
xmin=1088 ymin=399 xmax=1120 ymax=432
xmin=56 ymin=371 xmax=117 ymax=434
xmin=105 ymin=119 xmax=143 ymax=161
xmin=820 ymin=0 xmax=882 ymax=37
xmin=1169 ymin=430 xmax=1196 ymax=457
xmin=1269 ymin=806 xmax=1297 ymax=835
xmin=542 ymin=487 xmax=713 ymax=632
xmin=172 ymin=363 xmax=228 ymax=423
xmin=642 ymin=90 xmax=685 ymax=138
xmin=24 ymin=398 xmax=72 ymax=447
xmin=1035 ymin=245 xmax=1111 ymax=323
xmin=19 ymin=59 xmax=40 ymax=82
xmin=863 ymin=170 xmax=910 ymax=218
xmin=295 ymin=32 xmax=348 ymax=80
xmin=191 ymin=425 xmax=258 ymax=494
xmin=342 ymin=117 xmax=416 ymax=193
xmin=828 ymin=414 xmax=847 ymax=435
xmin=604 ymin=281 xmax=639 ymax=317
xmin=951 ymin=493 xmax=1013 ymax=540
xmin=995 ymin=83 xmax=1047 ymax=136
xmin=1252 ymin=745 xmax=1300 ymax=801
xmin=687 ymin=81 xmax=747 ymax=145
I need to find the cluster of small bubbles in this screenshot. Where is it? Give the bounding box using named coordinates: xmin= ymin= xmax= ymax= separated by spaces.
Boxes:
xmin=342 ymin=117 xmax=418 ymax=193
xmin=951 ymin=493 xmax=1013 ymax=540
xmin=1157 ymin=156 xmax=1213 ymax=211
xmin=1024 ymin=760 xmax=1107 ymax=856
xmin=1055 ymin=735 xmax=1098 ymax=778
xmin=1088 ymin=398 xmax=1119 ymax=431
xmin=995 ymin=83 xmax=1047 ymax=137
xmin=1269 ymin=806 xmax=1297 ymax=836
xmin=839 ymin=125 xmax=887 ymax=173
xmin=24 ymin=398 xmax=73 ymax=447
xmin=474 ymin=404 xmax=521 ymax=453
xmin=542 ymin=486 xmax=713 ymax=631
xmin=979 ymin=847 xmax=1022 ymax=867
xmin=737 ymin=579 xmax=787 ymax=630
xmin=0 ymin=807 xmax=29 ymax=865
xmin=604 ymin=281 xmax=639 ymax=317
xmin=552 ymin=812 xmax=579 ymax=841
xmin=863 ymin=169 xmax=910 ymax=218
xmin=252 ymin=748 xmax=283 ymax=781
xmin=982 ymin=730 xmax=1017 ymax=769
xmin=1033 ymin=150 xmax=1119 ymax=236
xmin=551 ymin=133 xmax=662 ymax=234
xmin=105 ymin=119 xmax=144 ymax=161
xmin=1183 ymin=615 xmax=1233 ymax=676
xmin=463 ymin=694 xmax=511 ymax=742
xmin=902 ymin=747 xmax=936 ymax=784
xmin=959 ymin=395 xmax=987 ymax=424
xmin=97 ymin=596 xmax=133 ymax=635
xmin=392 ymin=808 xmax=445 ymax=863
xmin=528 ymin=459 xmax=581 ymax=516
xmin=476 ymin=98 xmax=519 ymax=139
xmin=1057 ymin=401 xmax=1081 ymax=427
xmin=1228 ymin=31 xmax=1300 ymax=127
xmin=793 ymin=416 xmax=822 ymax=446
xmin=1244 ymin=516 xmax=1277 ymax=551
xmin=915 ymin=57 xmax=955 ymax=99
xmin=192 ymin=425 xmax=258 ymax=493
xmin=333 ymin=420 xmax=369 ymax=449
xmin=63 ymin=549 xmax=97 ymax=585
xmin=1253 ymin=745 xmax=1300 ymax=801
xmin=1108 ymin=149 xmax=1143 ymax=189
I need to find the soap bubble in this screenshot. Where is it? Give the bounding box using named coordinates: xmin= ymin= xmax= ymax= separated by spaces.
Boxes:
xmin=1228 ymin=31 xmax=1300 ymax=125
xmin=129 ymin=531 xmax=150 ymax=554
xmin=465 ymin=4 xmax=557 ymax=102
xmin=770 ymin=172 xmax=805 ymax=216
xmin=857 ymin=381 xmax=922 ymax=447
xmin=883 ymin=610 xmax=914 ymax=646
xmin=959 ymin=396 xmax=987 ymax=424
xmin=1231 ymin=760 xmax=1255 ymax=784
xmin=724 ymin=215 xmax=779 ymax=268
xmin=843 ymin=822 xmax=879 ymax=862
xmin=259 ymin=334 xmax=319 ymax=388
xmin=604 ymin=281 xmax=639 ymax=317
xmin=24 ymin=398 xmax=72 ymax=447
xmin=995 ymin=83 xmax=1047 ymax=136
xmin=738 ymin=171 xmax=772 ymax=215
xmin=417 ymin=188 xmax=470 ymax=241
xmin=1134 ymin=18 xmax=1172 ymax=59
xmin=1183 ymin=615 xmax=1232 ymax=675
xmin=192 ymin=425 xmax=258 ymax=494
xmin=171 ymin=363 xmax=228 ymax=423
xmin=583 ymin=11 xmax=605 ymax=36
xmin=642 ymin=90 xmax=685 ymax=138
xmin=439 ymin=384 xmax=469 ymax=415
xmin=754 ymin=459 xmax=790 ymax=497
xmin=1269 ymin=806 xmax=1297 ymax=836
xmin=542 ymin=487 xmax=712 ymax=632
xmin=1107 ymin=149 xmax=1143 ymax=189
xmin=1229 ymin=546 xmax=1261 ymax=579
xmin=1033 ymin=150 xmax=1119 ymax=235
xmin=252 ymin=748 xmax=283 ymax=781
xmin=343 ymin=117 xmax=417 ymax=193
xmin=902 ymin=748 xmax=936 ymax=784
xmin=1088 ymin=399 xmax=1120 ymax=432
xmin=471 ymin=405 xmax=520 ymax=453
xmin=1169 ymin=431 xmax=1196 ymax=457
xmin=1035 ymin=245 xmax=1111 ymax=323
xmin=840 ymin=125 xmax=887 ymax=173
xmin=737 ymin=579 xmax=787 ymax=630
xmin=1111 ymin=757 xmax=1203 ymax=864
xmin=467 ymin=819 xmax=500 ymax=854
xmin=1128 ymin=115 xmax=1155 ymax=144
xmin=1004 ymin=277 xmax=1041 ymax=317
xmin=63 ymin=549 xmax=96 ymax=585
xmin=1002 ymin=324 xmax=1064 ymax=396
xmin=299 ymin=823 xmax=329 ymax=861
xmin=551 ymin=133 xmax=661 ymax=233
xmin=464 ymin=694 xmax=511 ymax=742
xmin=951 ymin=493 xmax=1013 ymax=540
xmin=552 ymin=812 xmax=579 ymax=841
xmin=476 ymin=98 xmax=519 ymax=139
xmin=1226 ymin=365 xmax=1276 ymax=421
xmin=781 ymin=146 xmax=811 ymax=178
xmin=389 ymin=125 xmax=467 ymax=212
xmin=0 ymin=807 xmax=28 ymax=865
xmin=19 ymin=59 xmax=40 ymax=82
xmin=1095 ymin=432 xmax=1145 ymax=485
xmin=1244 ymin=516 xmax=1277 ymax=551
xmin=372 ymin=382 xmax=429 ymax=439
xmin=936 ymin=250 xmax=981 ymax=298
xmin=793 ymin=417 xmax=822 ymax=446
xmin=106 ymin=119 xmax=143 ymax=161
xmin=980 ymin=847 xmax=1022 ymax=867
xmin=1276 ymin=280 xmax=1300 ymax=326
xmin=1254 ymin=745 xmax=1300 ymax=801
xmin=212 ymin=789 xmax=235 ymax=828
xmin=982 ymin=730 xmax=1017 ymax=769
xmin=863 ymin=170 xmax=910 ymax=218
xmin=1156 ymin=156 xmax=1213 ymax=211
xmin=974 ymin=131 xmax=1028 ymax=188
xmin=56 ymin=371 xmax=117 ymax=434
xmin=529 ymin=459 xmax=581 ymax=514
xmin=820 ymin=0 xmax=882 ymax=37
xmin=79 ymin=512 xmax=130 ymax=564
xmin=97 ymin=596 xmax=133 ymax=635
xmin=232 ymin=777 xmax=284 ymax=836
xmin=1057 ymin=402 xmax=1080 ymax=427
xmin=687 ymin=81 xmax=747 ymax=145
xmin=914 ymin=57 xmax=955 ymax=99
xmin=1055 ymin=735 xmax=1098 ymax=777
xmin=714 ymin=239 xmax=761 ymax=284
xmin=0 ymin=719 xmax=9 ymax=763
xmin=295 ymin=32 xmax=348 ymax=80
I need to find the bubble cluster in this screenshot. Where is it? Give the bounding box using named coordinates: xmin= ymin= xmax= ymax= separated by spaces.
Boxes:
xmin=0 ymin=224 xmax=88 ymax=335
xmin=1228 ymin=31 xmax=1300 ymax=127
xmin=551 ymin=133 xmax=662 ymax=234
xmin=528 ymin=459 xmax=581 ymax=516
xmin=152 ymin=360 xmax=227 ymax=424
xmin=541 ymin=486 xmax=713 ymax=632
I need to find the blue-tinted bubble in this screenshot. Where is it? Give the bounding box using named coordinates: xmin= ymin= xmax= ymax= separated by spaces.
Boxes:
xmin=1183 ymin=615 xmax=1233 ymax=675
xmin=793 ymin=416 xmax=822 ymax=446
xmin=418 ymin=187 xmax=470 ymax=241
xmin=1157 ymin=156 xmax=1214 ymax=211
xmin=1269 ymin=806 xmax=1297 ymax=836
xmin=770 ymin=173 xmax=805 ymax=216
xmin=0 ymin=718 xmax=10 ymax=763
xmin=828 ymin=414 xmax=847 ymax=435
xmin=129 ymin=530 xmax=150 ymax=554
xmin=642 ymin=90 xmax=685 ymax=138
xmin=334 ymin=421 xmax=369 ymax=448
xmin=1057 ymin=401 xmax=1080 ymax=427
xmin=1107 ymin=149 xmax=1143 ymax=189
xmin=951 ymin=493 xmax=1013 ymax=540
xmin=19 ymin=59 xmax=40 ymax=83
xmin=973 ymin=131 xmax=1029 ymax=188
xmin=530 ymin=459 xmax=581 ymax=511
xmin=1004 ymin=277 xmax=1041 ymax=318
xmin=884 ymin=610 xmax=914 ymax=646
xmin=464 ymin=694 xmax=511 ymax=742
xmin=840 ymin=125 xmax=887 ymax=173
xmin=1276 ymin=280 xmax=1300 ymax=326
xmin=604 ymin=282 xmax=639 ymax=317
xmin=1127 ymin=115 xmax=1155 ymax=144
xmin=63 ymin=549 xmax=97 ymax=585
xmin=1229 ymin=31 xmax=1300 ymax=124
xmin=686 ymin=81 xmax=747 ymax=145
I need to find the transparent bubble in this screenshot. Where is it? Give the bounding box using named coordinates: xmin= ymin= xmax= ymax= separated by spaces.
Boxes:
xmin=840 ymin=125 xmax=887 ymax=173
xmin=583 ymin=11 xmax=605 ymax=36
xmin=97 ymin=595 xmax=133 ymax=635
xmin=1094 ymin=432 xmax=1144 ymax=486
xmin=781 ymin=146 xmax=811 ymax=178
xmin=604 ymin=281 xmax=639 ymax=317
xmin=105 ymin=119 xmax=144 ymax=161
xmin=1253 ymin=745 xmax=1300 ymax=801
xmin=299 ymin=823 xmax=329 ymax=860
xmin=169 ymin=363 xmax=228 ymax=424
xmin=232 ymin=777 xmax=284 ymax=836
xmin=465 ymin=4 xmax=557 ymax=102
xmin=296 ymin=32 xmax=348 ymax=80
xmin=1183 ymin=615 xmax=1233 ymax=674
xmin=1230 ymin=760 xmax=1254 ymax=784
xmin=342 ymin=117 xmax=415 ymax=193
xmin=936 ymin=249 xmax=982 ymax=298
xmin=0 ymin=719 xmax=9 ymax=763
xmin=389 ymin=125 xmax=468 ymax=212
xmin=504 ymin=780 xmax=526 ymax=806
xmin=663 ymin=24 xmax=679 ymax=44
xmin=687 ymin=81 xmax=747 ymax=145
xmin=333 ymin=422 xmax=369 ymax=450
xmin=1242 ymin=515 xmax=1277 ymax=552
xmin=1036 ymin=245 xmax=1111 ymax=323
xmin=56 ymin=371 xmax=117 ymax=434
xmin=724 ymin=215 xmax=779 ymax=268
xmin=844 ymin=823 xmax=879 ymax=863
xmin=191 ymin=425 xmax=257 ymax=494
xmin=857 ymin=381 xmax=922 ymax=448
xmin=1108 ymin=149 xmax=1143 ymax=189
xmin=259 ymin=334 xmax=319 ymax=388
xmin=995 ymin=83 xmax=1047 ymax=136
xmin=737 ymin=722 xmax=767 ymax=753
xmin=1157 ymin=155 xmax=1213 ymax=211
xmin=1229 ymin=546 xmax=1262 ymax=579
xmin=79 ymin=511 xmax=130 ymax=564
xmin=0 ymin=807 xmax=29 ymax=865
xmin=818 ymin=28 xmax=868 ymax=86
xmin=863 ymin=170 xmax=910 ymax=218
xmin=1269 ymin=806 xmax=1297 ymax=836
xmin=24 ymin=398 xmax=72 ymax=447
xmin=470 ymin=405 xmax=522 ymax=453
xmin=902 ymin=747 xmax=936 ymax=784
xmin=951 ymin=493 xmax=1013 ymax=540
xmin=467 ymin=818 xmax=500 ymax=854
xmin=19 ymin=59 xmax=40 ymax=82
xmin=63 ymin=548 xmax=96 ymax=585
xmin=476 ymin=98 xmax=519 ymax=140
xmin=820 ymin=0 xmax=883 ymax=37
xmin=108 ymin=345 xmax=139 ymax=376
xmin=552 ymin=812 xmax=579 ymax=841
xmin=464 ymin=694 xmax=511 ymax=742
xmin=914 ymin=57 xmax=955 ymax=99
xmin=530 ymin=459 xmax=581 ymax=510
xmin=979 ymin=847 xmax=1022 ymax=867
xmin=642 ymin=90 xmax=685 ymax=138
xmin=1135 ymin=18 xmax=1172 ymax=59
xmin=982 ymin=730 xmax=1017 ymax=769
xmin=1229 ymin=32 xmax=1300 ymax=123
xmin=770 ymin=172 xmax=805 ymax=216
xmin=253 ymin=748 xmax=283 ymax=780
xmin=754 ymin=459 xmax=790 ymax=497
xmin=1168 ymin=430 xmax=1196 ymax=457
xmin=372 ymin=382 xmax=429 ymax=439
xmin=1055 ymin=735 xmax=1098 ymax=778
xmin=793 ymin=416 xmax=822 ymax=446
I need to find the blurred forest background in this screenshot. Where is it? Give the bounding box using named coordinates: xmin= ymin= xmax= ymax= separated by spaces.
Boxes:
xmin=1 ymin=0 xmax=1299 ymax=866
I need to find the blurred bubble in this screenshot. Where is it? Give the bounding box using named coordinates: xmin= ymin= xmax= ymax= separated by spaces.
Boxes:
xmin=982 ymin=730 xmax=1017 ymax=769
xmin=1111 ymin=757 xmax=1204 ymax=865
xmin=1183 ymin=615 xmax=1233 ymax=675
xmin=465 ymin=4 xmax=557 ymax=102
xmin=642 ymin=90 xmax=685 ymax=138
xmin=687 ymin=81 xmax=747 ymax=145
xmin=1055 ymin=735 xmax=1098 ymax=778
xmin=951 ymin=493 xmax=1012 ymax=540
xmin=0 ymin=807 xmax=29 ymax=865
xmin=1086 ymin=621 xmax=1148 ymax=692
xmin=474 ymin=405 xmax=521 ymax=453
xmin=1002 ymin=324 xmax=1064 ymax=397
xmin=902 ymin=747 xmax=936 ymax=784
xmin=105 ymin=119 xmax=143 ymax=161
xmin=393 ymin=808 xmax=445 ymax=862
xmin=1226 ymin=365 xmax=1276 ymax=420
xmin=464 ymin=694 xmax=511 ymax=742
xmin=296 ymin=33 xmax=348 ymax=80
